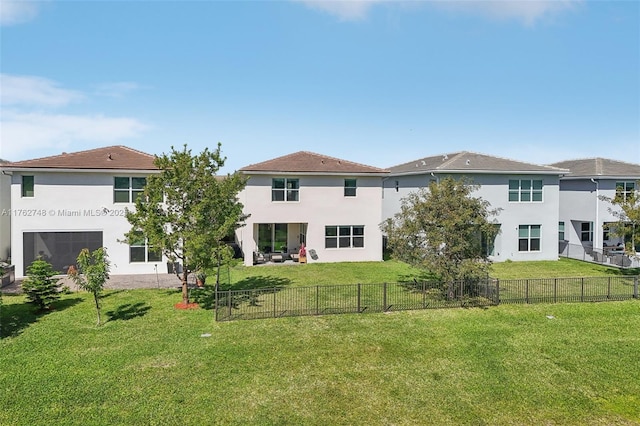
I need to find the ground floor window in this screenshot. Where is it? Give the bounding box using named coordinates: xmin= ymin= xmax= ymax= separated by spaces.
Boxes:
xmin=559 ymin=222 xmax=565 ymax=241
xmin=581 ymin=222 xmax=593 ymax=242
xmin=518 ymin=225 xmax=540 ymax=252
xmin=129 ymin=232 xmax=162 ymax=263
xmin=23 ymin=231 xmax=103 ymax=274
xmin=325 ymin=225 xmax=364 ymax=248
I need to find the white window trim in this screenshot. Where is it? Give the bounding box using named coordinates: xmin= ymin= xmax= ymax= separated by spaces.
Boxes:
xmin=508 ymin=179 xmax=543 ymax=203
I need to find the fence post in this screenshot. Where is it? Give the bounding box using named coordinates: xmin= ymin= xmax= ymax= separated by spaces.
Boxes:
xmin=526 ymin=279 xmax=529 ymax=304
xmin=316 ymin=285 xmax=319 ymax=315
xmin=422 ymin=281 xmax=426 ymax=309
xmin=634 ymin=276 xmax=638 ymax=299
xmin=495 ymin=279 xmax=500 ymax=305
xmin=553 ymin=278 xmax=557 ymax=303
xmin=227 ymin=289 xmax=232 ymax=319
xmin=383 ymin=282 xmax=388 ymax=311
xmin=273 ymin=287 xmax=277 ymax=318
xmin=581 ymin=278 xmax=584 ymax=302
xmin=214 ymin=288 xmax=218 ymax=321
xmin=357 ymin=283 xmax=361 ymax=313
xmin=608 ymin=277 xmax=611 ymax=300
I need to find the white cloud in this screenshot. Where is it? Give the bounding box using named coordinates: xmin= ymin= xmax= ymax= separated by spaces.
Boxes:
xmin=436 ymin=1 xmax=581 ymax=27
xmin=0 ymin=0 xmax=40 ymax=25
xmin=0 ymin=110 xmax=149 ymax=160
xmin=94 ymin=82 xmax=144 ymax=98
xmin=294 ymin=0 xmax=385 ymax=21
xmin=0 ymin=74 xmax=149 ymax=160
xmin=295 ymin=0 xmax=581 ymax=24
xmin=0 ymin=74 xmax=84 ymax=107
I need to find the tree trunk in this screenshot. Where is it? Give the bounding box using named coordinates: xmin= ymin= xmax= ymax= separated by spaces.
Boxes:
xmin=94 ymin=293 xmax=101 ymax=326
xmin=182 ymin=269 xmax=189 ymax=304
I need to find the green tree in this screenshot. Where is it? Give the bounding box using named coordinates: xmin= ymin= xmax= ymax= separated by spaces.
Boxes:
xmin=600 ymin=182 xmax=640 ymax=256
xmin=381 ymin=177 xmax=500 ymax=291
xmin=125 ymin=144 xmax=248 ymax=305
xmin=22 ymin=259 xmax=61 ymax=311
xmin=69 ymin=247 xmax=111 ymax=326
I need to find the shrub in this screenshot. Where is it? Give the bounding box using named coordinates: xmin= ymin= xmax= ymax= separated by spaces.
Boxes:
xmin=22 ymin=259 xmax=60 ymax=311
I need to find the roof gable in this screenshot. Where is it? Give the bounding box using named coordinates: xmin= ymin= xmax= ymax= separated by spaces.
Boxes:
xmin=389 ymin=151 xmax=566 ymax=175
xmin=548 ymin=158 xmax=640 ymax=178
xmin=240 ymin=151 xmax=388 ymax=174
xmin=3 ymin=146 xmax=157 ymax=170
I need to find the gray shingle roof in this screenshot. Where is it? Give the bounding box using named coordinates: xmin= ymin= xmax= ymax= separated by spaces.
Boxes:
xmin=389 ymin=151 xmax=566 ymax=175
xmin=548 ymin=158 xmax=640 ymax=179
xmin=2 ymin=146 xmax=158 ymax=170
xmin=240 ymin=151 xmax=388 ymax=174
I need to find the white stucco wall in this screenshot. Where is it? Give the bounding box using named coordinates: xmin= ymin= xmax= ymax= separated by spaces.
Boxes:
xmin=558 ymin=179 xmax=629 ymax=249
xmin=9 ymin=170 xmax=164 ymax=278
xmin=0 ymin=171 xmax=11 ymax=261
xmin=236 ymin=174 xmax=384 ymax=266
xmin=383 ymin=173 xmax=561 ymax=262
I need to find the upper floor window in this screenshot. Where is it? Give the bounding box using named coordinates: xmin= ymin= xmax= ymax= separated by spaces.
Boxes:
xmin=22 ymin=175 xmax=34 ymax=197
xmin=272 ymin=178 xmax=299 ymax=202
xmin=114 ymin=177 xmax=146 ymax=203
xmin=129 ymin=231 xmax=162 ymax=263
xmin=518 ymin=224 xmax=541 ymax=252
xmin=325 ymin=225 xmax=364 ymax=248
xmin=344 ymin=179 xmax=357 ymax=197
xmin=509 ymin=179 xmax=543 ymax=202
xmin=614 ymin=181 xmax=635 ymax=202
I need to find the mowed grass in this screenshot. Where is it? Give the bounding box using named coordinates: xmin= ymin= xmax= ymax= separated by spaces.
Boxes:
xmin=2 ymin=258 xmax=639 ymax=425
xmin=1 ymin=288 xmax=640 ymax=425
xmin=219 ymin=257 xmax=639 ymax=290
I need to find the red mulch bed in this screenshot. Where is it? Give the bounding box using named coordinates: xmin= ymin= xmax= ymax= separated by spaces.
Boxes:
xmin=174 ymin=302 xmax=200 ymax=310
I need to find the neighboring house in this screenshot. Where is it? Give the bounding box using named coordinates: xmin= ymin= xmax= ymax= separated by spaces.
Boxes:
xmin=1 ymin=146 xmax=163 ymax=279
xmin=548 ymin=158 xmax=640 ymax=263
xmin=236 ymin=151 xmax=389 ymax=266
xmin=383 ymin=151 xmax=568 ymax=262
xmin=0 ymin=159 xmax=11 ymax=262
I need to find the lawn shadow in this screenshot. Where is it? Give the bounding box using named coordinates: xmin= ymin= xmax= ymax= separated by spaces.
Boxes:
xmin=397 ymin=271 xmax=438 ymax=284
xmin=0 ymin=296 xmax=83 ymax=339
xmin=105 ymin=302 xmax=151 ymax=322
xmin=227 ymin=275 xmax=292 ymax=291
xmin=192 ymin=276 xmax=292 ymax=310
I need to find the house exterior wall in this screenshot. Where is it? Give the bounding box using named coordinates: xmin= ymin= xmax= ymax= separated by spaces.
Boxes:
xmin=383 ymin=173 xmax=561 ymax=262
xmin=558 ymin=179 xmax=631 ymax=250
xmin=9 ymin=170 xmax=163 ymax=278
xmin=0 ymin=171 xmax=11 ymax=261
xmin=236 ymin=174 xmax=384 ymax=266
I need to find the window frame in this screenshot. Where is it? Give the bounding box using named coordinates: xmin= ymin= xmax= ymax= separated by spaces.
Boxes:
xmin=271 ymin=178 xmax=299 ymax=202
xmin=518 ymin=224 xmax=541 ymax=252
xmin=22 ymin=175 xmax=34 ymax=198
xmin=129 ymin=232 xmax=162 ymax=263
xmin=580 ymin=222 xmax=593 ymax=242
xmin=114 ymin=176 xmax=146 ymax=203
xmin=614 ymin=181 xmax=635 ymax=202
xmin=325 ymin=225 xmax=365 ymax=249
xmin=558 ymin=222 xmax=565 ymax=241
xmin=344 ymin=178 xmax=357 ymax=197
xmin=508 ymin=179 xmax=543 ymax=203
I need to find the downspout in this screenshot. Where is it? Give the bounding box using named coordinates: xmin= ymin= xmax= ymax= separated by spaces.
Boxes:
xmin=591 ymin=178 xmax=599 ymax=251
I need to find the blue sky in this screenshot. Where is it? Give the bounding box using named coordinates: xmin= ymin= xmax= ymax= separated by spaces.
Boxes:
xmin=1 ymin=0 xmax=638 ymax=173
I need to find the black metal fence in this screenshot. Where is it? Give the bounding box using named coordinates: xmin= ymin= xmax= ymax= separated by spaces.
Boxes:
xmin=214 ymin=276 xmax=639 ymax=322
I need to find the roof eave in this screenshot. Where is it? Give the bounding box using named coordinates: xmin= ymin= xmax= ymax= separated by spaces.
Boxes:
xmin=388 ymin=169 xmax=567 ymax=177
xmin=240 ymin=170 xmax=389 ymax=177
xmin=0 ymin=166 xmax=160 ymax=174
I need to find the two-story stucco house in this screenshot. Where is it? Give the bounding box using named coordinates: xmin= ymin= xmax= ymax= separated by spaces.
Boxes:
xmin=2 ymin=146 xmax=164 ymax=278
xmin=236 ymin=151 xmax=389 ymax=266
xmin=383 ymin=152 xmax=568 ymax=261
xmin=548 ymin=158 xmax=640 ymax=264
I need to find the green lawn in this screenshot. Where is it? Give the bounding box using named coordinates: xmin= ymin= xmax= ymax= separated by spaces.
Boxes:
xmin=217 ymin=257 xmax=638 ymax=290
xmin=1 ymin=290 xmax=639 ymax=425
